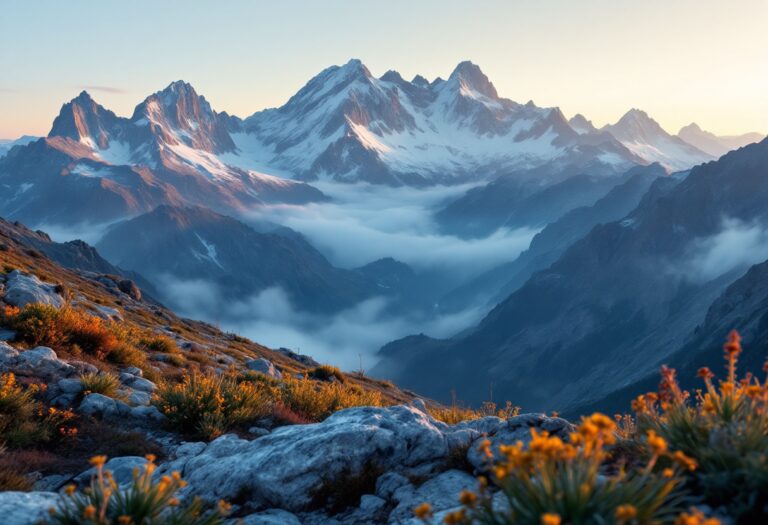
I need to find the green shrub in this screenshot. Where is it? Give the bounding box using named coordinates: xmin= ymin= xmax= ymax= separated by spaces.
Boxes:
xmin=154 ymin=373 xmax=272 ymax=440
xmin=309 ymin=365 xmax=346 ymax=383
xmin=140 ymin=334 xmax=177 ymax=354
xmin=50 ymin=455 xmax=227 ymax=525
xmin=79 ymin=372 xmax=120 ymax=398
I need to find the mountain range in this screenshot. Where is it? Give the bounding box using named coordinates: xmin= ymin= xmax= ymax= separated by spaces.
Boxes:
xmin=2 ymin=59 xmax=760 ymax=232
xmin=1 ymin=59 xmax=766 ymax=417
xmin=373 ymin=136 xmax=768 ymax=412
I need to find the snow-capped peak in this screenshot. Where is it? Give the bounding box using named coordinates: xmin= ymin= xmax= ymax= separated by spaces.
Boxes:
xmin=601 ymin=109 xmax=713 ymax=171
xmin=568 ymin=114 xmax=597 ymax=135
xmin=606 ymin=108 xmax=668 ymax=142
xmin=448 ymin=60 xmax=499 ymax=100
xmin=48 ymin=90 xmax=120 ymax=149
xmin=131 ymin=80 xmax=234 ymax=154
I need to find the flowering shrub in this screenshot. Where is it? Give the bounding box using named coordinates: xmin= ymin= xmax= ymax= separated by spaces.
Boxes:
xmin=634 ymin=330 xmax=768 ymax=522
xmin=417 ymin=413 xmax=691 ymax=525
xmin=4 ymin=304 xmax=151 ymax=367
xmin=279 ymin=376 xmax=382 ymax=422
xmin=154 ymin=372 xmax=272 ymax=440
xmin=50 ymin=454 xmax=228 ymax=525
xmin=9 ymin=304 xmax=117 ymax=358
xmin=0 ymin=372 xmax=76 ymax=448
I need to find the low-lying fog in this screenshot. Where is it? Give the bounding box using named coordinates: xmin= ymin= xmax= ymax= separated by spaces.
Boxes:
xmin=47 ymin=182 xmax=539 ymax=371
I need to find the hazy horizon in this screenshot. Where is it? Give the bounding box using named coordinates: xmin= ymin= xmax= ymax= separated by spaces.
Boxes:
xmin=1 ymin=0 xmax=767 ymax=138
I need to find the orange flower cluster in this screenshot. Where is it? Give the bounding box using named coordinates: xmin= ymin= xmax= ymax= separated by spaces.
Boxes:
xmin=54 ymin=454 xmax=227 ymax=524
xmin=416 ymin=411 xmax=698 ymax=524
xmin=633 ymin=330 xmax=768 ymax=421
xmin=675 ymin=509 xmax=722 ymax=525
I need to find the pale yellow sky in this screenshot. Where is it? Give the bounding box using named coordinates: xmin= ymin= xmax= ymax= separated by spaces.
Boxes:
xmin=1 ymin=0 xmax=766 ymax=138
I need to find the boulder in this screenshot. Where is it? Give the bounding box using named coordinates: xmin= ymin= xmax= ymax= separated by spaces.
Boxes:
xmin=389 ymin=469 xmax=478 ymax=523
xmin=175 ymin=406 xmax=571 ymax=517
xmin=118 ymin=279 xmax=142 ymax=301
xmin=128 ymin=390 xmax=152 ymax=406
xmin=235 ymin=509 xmax=303 ymax=525
xmin=33 ymin=474 xmax=70 ymax=492
xmin=3 ymin=270 xmax=64 ymax=308
xmin=466 ymin=413 xmax=574 ymax=471
xmin=78 ymin=393 xmax=131 ymax=419
xmin=247 ymin=426 xmax=270 ymax=438
xmin=274 ymin=347 xmax=319 ymax=367
xmin=182 ymin=405 xmax=451 ymax=510
xmin=122 ymin=366 xmax=143 ymax=377
xmin=93 ymin=305 xmax=123 ymax=322
xmin=68 ymin=360 xmax=98 ymax=375
xmin=0 ymin=341 xmax=20 ymax=365
xmin=75 ymin=456 xmax=147 ymax=486
xmin=0 ymin=491 xmax=61 ymax=525
xmin=14 ymin=346 xmax=74 ymax=378
xmin=130 ymin=405 xmax=166 ymax=424
xmin=129 ymin=377 xmax=158 ymax=393
xmin=120 ymin=372 xmax=157 ymax=393
xmin=57 ymin=378 xmax=84 ymax=394
xmin=375 ymin=471 xmax=411 ymax=500
xmin=246 ymin=358 xmax=282 ymax=379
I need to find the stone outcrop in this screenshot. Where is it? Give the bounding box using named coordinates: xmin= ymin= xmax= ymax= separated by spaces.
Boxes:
xmin=2 ymin=270 xmax=65 ymax=308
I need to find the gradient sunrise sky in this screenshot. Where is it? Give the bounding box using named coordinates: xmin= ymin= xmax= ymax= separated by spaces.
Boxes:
xmin=1 ymin=0 xmax=766 ymax=138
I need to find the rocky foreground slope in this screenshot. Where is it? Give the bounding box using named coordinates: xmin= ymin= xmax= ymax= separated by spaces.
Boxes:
xmin=0 ymin=217 xmax=570 ymax=524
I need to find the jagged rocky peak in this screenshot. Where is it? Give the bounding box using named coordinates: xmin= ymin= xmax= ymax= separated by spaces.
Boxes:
xmin=379 ymin=69 xmax=405 ymax=83
xmin=308 ymin=58 xmax=373 ymax=92
xmin=411 ymin=74 xmax=430 ymax=87
xmin=131 ymin=80 xmax=235 ymax=153
xmin=448 ymin=60 xmax=499 ymax=100
xmin=48 ymin=90 xmax=120 ymax=148
xmin=608 ymin=108 xmax=668 ymax=139
xmin=679 ymin=122 xmax=703 ymax=134
xmin=569 ymin=113 xmax=597 ymax=134
xmin=336 ymin=58 xmax=373 ymax=78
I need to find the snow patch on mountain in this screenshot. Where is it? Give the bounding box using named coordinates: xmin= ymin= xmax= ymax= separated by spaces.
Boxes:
xmin=601 ymin=109 xmax=713 ymax=171
xmin=194 ymin=233 xmax=225 ymax=270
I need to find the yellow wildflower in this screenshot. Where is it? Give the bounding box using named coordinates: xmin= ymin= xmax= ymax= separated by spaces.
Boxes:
xmin=458 ymin=489 xmax=477 ymax=507
xmin=616 ymin=504 xmax=638 ymax=520
xmin=414 ymin=502 xmax=433 ymax=520
xmin=541 ymin=513 xmax=561 ymax=525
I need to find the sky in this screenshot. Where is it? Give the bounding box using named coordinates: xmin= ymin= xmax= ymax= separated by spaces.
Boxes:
xmin=1 ymin=0 xmax=766 ymax=138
